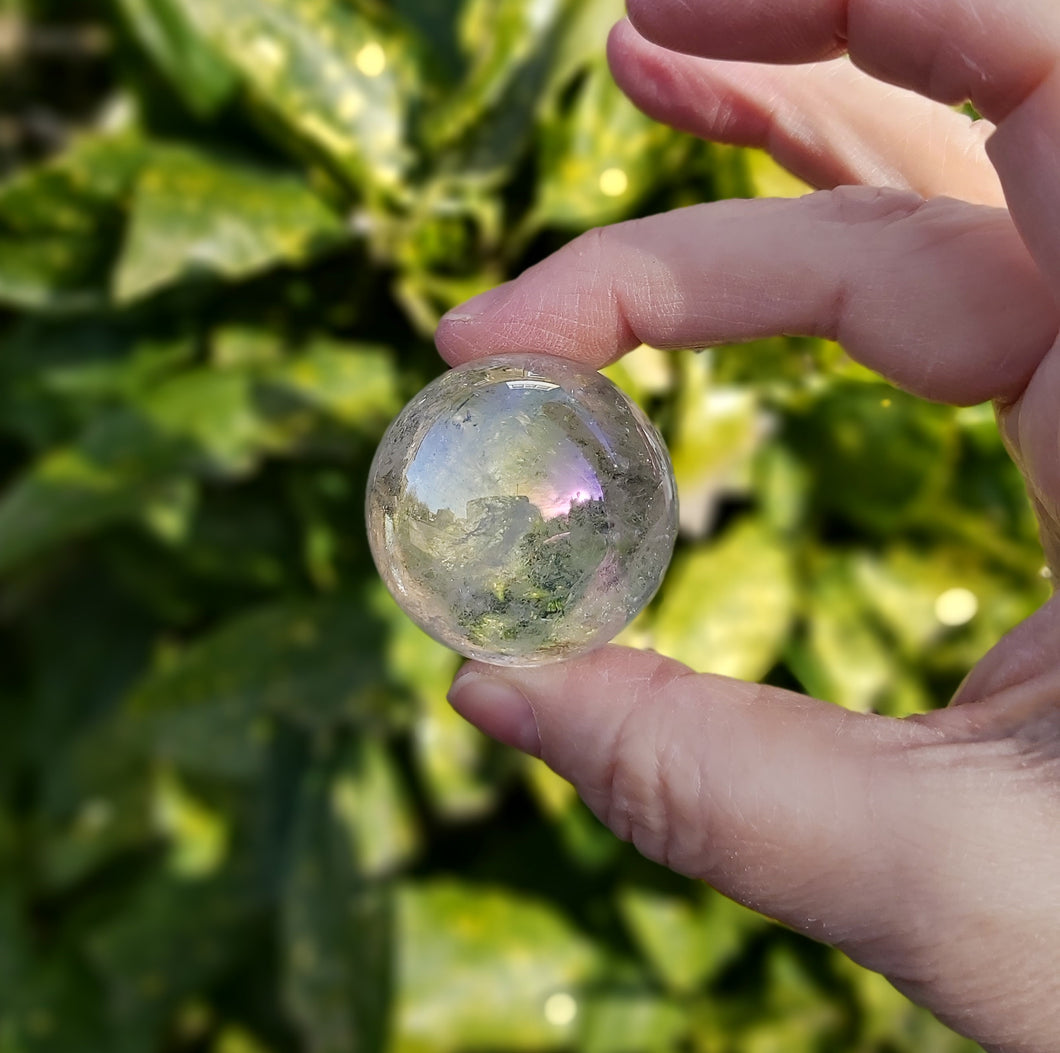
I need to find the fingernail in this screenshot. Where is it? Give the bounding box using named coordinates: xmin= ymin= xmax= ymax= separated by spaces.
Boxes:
xmin=440 ymin=283 xmax=512 ymax=323
xmin=447 ymin=671 xmax=541 ymax=756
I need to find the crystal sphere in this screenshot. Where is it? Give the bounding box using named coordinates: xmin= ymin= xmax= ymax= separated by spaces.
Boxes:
xmin=365 ymin=354 xmax=678 ymax=666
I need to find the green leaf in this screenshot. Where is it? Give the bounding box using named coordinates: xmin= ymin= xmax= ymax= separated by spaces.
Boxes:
xmin=113 ymin=0 xmax=239 ymax=115
xmin=214 ymin=1024 xmax=278 ymax=1053
xmin=86 ymin=872 xmax=256 ymax=1047
xmin=731 ymin=946 xmax=845 ymax=1049
xmin=0 ymin=134 xmax=145 ymax=312
xmin=832 ymin=957 xmax=985 ymax=1051
xmin=541 ymin=0 xmax=626 ymax=97
xmin=0 ymin=373 xmax=252 ymax=574
xmin=412 ymin=680 xmax=499 ymax=821
xmin=600 ymin=343 xmax=674 ymax=407
xmin=789 ymin=382 xmax=957 ymax=533
xmin=114 ymin=144 xmax=348 ymax=302
xmin=949 ymin=404 xmax=1044 ymax=557
xmin=786 ymin=554 xmax=910 ymax=714
xmin=332 ymin=736 xmax=421 ymax=877
xmin=1 ymin=951 xmax=112 ymax=1053
xmin=282 ymin=756 xmax=393 ymax=1053
xmin=429 ymin=0 xmax=566 ymax=152
xmin=389 ymin=0 xmax=463 ymax=83
xmin=666 ymin=353 xmax=765 ymax=537
xmin=653 ymin=519 xmax=796 ymax=679
xmin=178 ymin=0 xmax=412 ymax=192
xmin=369 ymin=585 xmax=497 ymax=821
xmin=22 ymin=567 xmax=155 ymax=763
xmin=393 ymin=880 xmax=601 ymax=1053
xmin=0 ymin=343 xmax=400 ymax=574
xmin=127 ymin=593 xmax=399 ymax=779
xmin=0 ymin=315 xmax=195 ymax=450
xmin=0 ymin=881 xmax=30 ymax=1004
xmin=22 ymin=573 xmax=159 ymax=891
xmin=744 ymin=147 xmax=812 ymax=198
xmin=577 ymin=991 xmax=687 ymax=1053
xmin=617 ymin=885 xmax=764 ymax=995
xmin=531 ymin=58 xmax=682 ymax=230
xmin=152 ymin=767 xmax=231 ymax=879
xmin=754 ymin=443 xmax=812 ymax=536
xmin=522 ymin=759 xmax=621 ymax=871
xmin=855 ymin=544 xmax=1046 ymax=682
xmin=38 ymin=781 xmax=154 ymax=895
xmin=424 ymin=0 xmax=570 ymax=187
xmin=258 ymin=339 xmax=403 ymax=433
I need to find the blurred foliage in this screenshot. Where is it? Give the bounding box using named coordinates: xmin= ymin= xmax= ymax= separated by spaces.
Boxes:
xmin=0 ymin=1 xmax=1044 ymax=1051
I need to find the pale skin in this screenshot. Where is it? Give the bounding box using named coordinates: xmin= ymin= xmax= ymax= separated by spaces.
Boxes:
xmin=435 ymin=2 xmax=1060 ymax=1050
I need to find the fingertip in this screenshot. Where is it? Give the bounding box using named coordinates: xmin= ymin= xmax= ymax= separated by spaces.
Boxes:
xmin=433 ymin=315 xmax=476 ymax=366
xmin=605 ymin=16 xmax=640 ymax=67
xmin=605 ymin=19 xmax=643 ymax=100
xmin=433 ymin=224 xmax=645 ymax=369
xmin=605 ymin=14 xmax=687 ymax=119
xmin=446 ymin=647 xmax=680 ymax=759
xmin=448 ymin=645 xmax=681 ymax=746
xmin=447 ymin=663 xmax=542 ymax=756
xmin=435 ymin=283 xmax=515 ymax=365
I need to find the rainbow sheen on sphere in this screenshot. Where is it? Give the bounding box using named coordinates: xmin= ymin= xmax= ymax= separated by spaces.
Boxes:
xmin=365 ymin=354 xmax=678 ymax=666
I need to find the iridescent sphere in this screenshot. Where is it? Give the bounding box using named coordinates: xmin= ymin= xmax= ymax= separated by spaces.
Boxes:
xmin=366 ymin=354 xmax=678 ymax=666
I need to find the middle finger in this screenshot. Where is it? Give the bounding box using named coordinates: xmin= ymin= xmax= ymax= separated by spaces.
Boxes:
xmin=608 ymin=19 xmax=1005 ymax=206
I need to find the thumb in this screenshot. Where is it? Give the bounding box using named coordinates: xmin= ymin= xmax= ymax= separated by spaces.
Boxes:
xmin=448 ymin=645 xmax=948 ymax=952
xmin=448 ymin=646 xmax=1060 ymax=1049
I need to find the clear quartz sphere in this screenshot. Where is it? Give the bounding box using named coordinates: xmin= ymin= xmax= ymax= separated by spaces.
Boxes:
xmin=365 ymin=353 xmax=678 ymax=666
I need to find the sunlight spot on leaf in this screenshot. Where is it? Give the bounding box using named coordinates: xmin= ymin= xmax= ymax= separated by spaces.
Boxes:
xmin=152 ymin=768 xmax=230 ymax=878
xmin=598 ymin=167 xmax=628 ymax=198
xmin=76 ymin=797 xmax=115 ymax=836
xmin=299 ymin=112 xmax=357 ymax=159
xmin=934 ymin=587 xmax=978 ymax=626
xmin=337 ymin=91 xmax=363 ymax=123
xmin=543 ymin=991 xmax=578 ymax=1027
xmin=355 ymin=41 xmax=386 ymax=78
xmin=215 ymin=1024 xmax=272 ymax=1053
xmin=250 ymin=34 xmax=286 ymax=74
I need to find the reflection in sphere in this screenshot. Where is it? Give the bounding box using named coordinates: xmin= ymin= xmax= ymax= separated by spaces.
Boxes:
xmin=366 ymin=354 xmax=678 ymax=666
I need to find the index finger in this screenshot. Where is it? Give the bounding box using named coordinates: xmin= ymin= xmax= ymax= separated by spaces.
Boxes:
xmin=626 ymin=0 xmax=1060 ymax=290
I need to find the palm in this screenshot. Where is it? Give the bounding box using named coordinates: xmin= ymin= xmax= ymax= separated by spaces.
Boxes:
xmin=439 ymin=4 xmax=1060 ymax=1051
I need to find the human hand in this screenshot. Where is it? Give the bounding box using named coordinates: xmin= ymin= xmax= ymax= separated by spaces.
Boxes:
xmin=435 ymin=2 xmax=1060 ymax=1050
